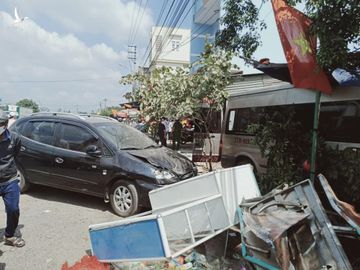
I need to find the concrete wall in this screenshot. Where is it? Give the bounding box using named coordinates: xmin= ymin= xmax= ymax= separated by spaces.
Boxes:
xmin=150 ymin=27 xmax=191 ymax=69
xmin=190 ymin=0 xmax=221 ymax=67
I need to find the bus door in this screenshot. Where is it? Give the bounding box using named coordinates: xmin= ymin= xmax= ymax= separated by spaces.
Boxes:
xmin=192 ymin=110 xmax=222 ymax=162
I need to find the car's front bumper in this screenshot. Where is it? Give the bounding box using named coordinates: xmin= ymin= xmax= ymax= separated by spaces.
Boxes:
xmin=135 ymin=168 xmax=197 ymax=208
xmin=135 ymin=179 xmax=162 ymax=207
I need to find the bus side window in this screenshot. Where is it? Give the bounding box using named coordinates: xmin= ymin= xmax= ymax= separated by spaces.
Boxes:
xmin=226 ymin=108 xmax=261 ymax=135
xmin=228 ymin=110 xmax=235 ymax=131
xmin=320 ymin=101 xmax=360 ymax=143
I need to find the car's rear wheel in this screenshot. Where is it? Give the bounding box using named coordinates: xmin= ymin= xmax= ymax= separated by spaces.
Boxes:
xmin=18 ymin=169 xmax=30 ymax=193
xmin=109 ymin=180 xmax=139 ymax=217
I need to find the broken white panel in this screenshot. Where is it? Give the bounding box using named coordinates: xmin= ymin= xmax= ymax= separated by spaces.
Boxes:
xmin=150 ymin=164 xmax=261 ymax=222
xmin=89 ymin=194 xmax=231 ymax=262
xmin=214 ymin=165 xmax=261 ymax=223
xmin=150 ymin=170 xmax=220 ymax=211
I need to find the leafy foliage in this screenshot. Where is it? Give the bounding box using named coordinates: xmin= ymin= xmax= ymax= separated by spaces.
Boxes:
xmin=123 ymin=91 xmax=134 ymax=102
xmin=217 ymin=0 xmax=360 ymax=72
xmin=121 ymin=44 xmax=233 ymax=170
xmin=99 ymin=107 xmax=116 ymax=117
xmin=16 ymin=98 xmax=40 ymax=112
xmin=252 ymin=108 xmax=360 ymax=210
xmin=216 ymin=0 xmax=266 ymax=61
xmin=250 ymin=108 xmax=312 ymax=193
xmin=318 ymin=147 xmax=360 ymax=210
xmin=121 ymin=44 xmax=233 ymax=124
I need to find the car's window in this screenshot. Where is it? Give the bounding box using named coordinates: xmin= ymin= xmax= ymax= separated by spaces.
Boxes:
xmin=24 ymin=121 xmax=56 ymax=145
xmin=95 ymin=123 xmax=158 ymax=150
xmin=57 ymin=124 xmax=99 ymax=152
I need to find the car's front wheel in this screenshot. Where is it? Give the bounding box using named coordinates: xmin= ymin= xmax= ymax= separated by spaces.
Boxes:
xmin=109 ymin=180 xmax=139 ymax=217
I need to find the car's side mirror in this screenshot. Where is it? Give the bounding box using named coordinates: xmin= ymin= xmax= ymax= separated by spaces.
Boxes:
xmin=86 ymin=145 xmax=102 ymax=157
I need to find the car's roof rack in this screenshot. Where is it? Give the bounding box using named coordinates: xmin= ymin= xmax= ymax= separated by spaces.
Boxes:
xmin=30 ymin=112 xmax=84 ymax=119
xmin=79 ymin=114 xmax=119 ymax=122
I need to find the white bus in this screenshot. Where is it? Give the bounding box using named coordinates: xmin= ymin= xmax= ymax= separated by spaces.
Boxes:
xmin=221 ymin=73 xmax=360 ymax=173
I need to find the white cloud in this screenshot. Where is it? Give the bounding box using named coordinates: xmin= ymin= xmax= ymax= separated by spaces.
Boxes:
xmin=13 ymin=0 xmax=153 ymax=47
xmin=0 ymin=1 xmax=154 ymax=112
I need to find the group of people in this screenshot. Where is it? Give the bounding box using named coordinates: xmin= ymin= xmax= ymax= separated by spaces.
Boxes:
xmin=157 ymin=117 xmax=183 ymax=150
xmin=0 ymin=110 xmax=25 ymax=248
xmin=157 ymin=117 xmax=194 ymax=150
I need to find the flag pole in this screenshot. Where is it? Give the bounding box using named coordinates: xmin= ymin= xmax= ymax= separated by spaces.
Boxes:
xmin=310 ymin=91 xmax=321 ymax=181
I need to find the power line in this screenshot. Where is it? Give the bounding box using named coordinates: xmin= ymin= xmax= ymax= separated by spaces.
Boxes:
xmin=128 ymin=0 xmax=141 ymax=45
xmin=140 ymin=0 xmax=169 ymax=66
xmin=142 ymin=0 xmax=177 ymax=67
xmin=161 ymin=4 xmax=220 ymax=58
xmin=149 ymin=0 xmax=191 ymax=68
xmin=175 ymin=0 xmax=196 ymax=33
xmin=142 ymin=0 xmax=179 ymax=67
xmin=153 ymin=0 xmax=194 ymax=60
xmin=130 ymin=0 xmax=149 ymax=45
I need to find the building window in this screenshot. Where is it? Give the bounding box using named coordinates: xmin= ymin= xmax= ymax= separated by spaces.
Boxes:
xmin=171 ymin=40 xmax=180 ymax=51
xmin=155 ymin=35 xmax=162 ymax=52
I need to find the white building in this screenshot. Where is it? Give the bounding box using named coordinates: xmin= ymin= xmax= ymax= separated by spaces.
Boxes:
xmin=150 ymin=26 xmax=191 ymax=70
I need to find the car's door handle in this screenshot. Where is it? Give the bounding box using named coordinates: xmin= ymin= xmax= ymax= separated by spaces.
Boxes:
xmin=20 ymin=146 xmax=26 ymax=151
xmin=55 ymin=157 xmax=64 ymax=164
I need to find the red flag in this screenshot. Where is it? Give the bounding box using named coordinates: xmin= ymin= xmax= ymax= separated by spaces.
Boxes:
xmin=271 ymin=0 xmax=332 ymax=94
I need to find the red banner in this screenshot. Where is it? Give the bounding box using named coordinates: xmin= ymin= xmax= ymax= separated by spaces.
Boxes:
xmin=271 ymin=0 xmax=332 ymax=94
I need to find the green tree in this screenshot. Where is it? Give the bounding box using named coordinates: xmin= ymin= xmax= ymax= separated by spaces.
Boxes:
xmin=216 ymin=0 xmax=360 ymax=72
xmin=16 ymin=99 xmax=40 ymax=112
xmin=99 ymin=106 xmax=122 ymax=117
xmin=249 ymin=106 xmax=360 ymax=210
xmin=123 ymin=92 xmax=134 ymax=102
xmin=121 ymin=44 xmax=233 ymax=170
xmin=249 ymin=108 xmax=312 ymax=193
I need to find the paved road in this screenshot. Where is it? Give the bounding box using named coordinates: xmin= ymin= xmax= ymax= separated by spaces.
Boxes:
xmin=0 ymin=143 xmax=221 ymax=270
xmin=0 ymin=185 xmax=120 ymax=270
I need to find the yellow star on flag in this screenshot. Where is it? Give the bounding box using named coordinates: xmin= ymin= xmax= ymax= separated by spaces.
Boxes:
xmin=293 ymin=33 xmax=312 ymax=55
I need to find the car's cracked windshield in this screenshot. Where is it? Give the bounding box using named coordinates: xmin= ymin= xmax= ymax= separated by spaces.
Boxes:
xmin=95 ymin=123 xmax=158 ymax=150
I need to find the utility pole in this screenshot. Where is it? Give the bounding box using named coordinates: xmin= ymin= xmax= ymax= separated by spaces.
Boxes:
xmin=103 ymin=98 xmax=107 ymax=109
xmin=128 ymin=45 xmax=137 ymax=70
xmin=128 ymin=45 xmax=137 ymax=94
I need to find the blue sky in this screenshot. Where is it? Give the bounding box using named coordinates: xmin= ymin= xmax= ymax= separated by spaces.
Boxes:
xmin=0 ymin=0 xmax=285 ymax=112
xmin=0 ymin=0 xmax=155 ymax=112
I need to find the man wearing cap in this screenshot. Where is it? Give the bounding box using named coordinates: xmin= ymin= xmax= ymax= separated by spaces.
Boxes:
xmin=0 ymin=110 xmax=25 ymax=247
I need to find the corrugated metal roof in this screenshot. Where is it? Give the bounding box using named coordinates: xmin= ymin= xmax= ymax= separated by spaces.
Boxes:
xmin=226 ymin=73 xmax=293 ymax=97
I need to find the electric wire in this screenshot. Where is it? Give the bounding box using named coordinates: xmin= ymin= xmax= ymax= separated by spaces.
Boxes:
xmin=139 ymin=0 xmax=168 ymax=66
xmin=130 ymin=0 xmax=149 ymax=45
xmin=147 ymin=0 xmax=182 ymax=65
xmin=142 ymin=0 xmax=177 ymax=67
xmin=161 ymin=2 xmax=220 ymax=57
xmin=157 ymin=0 xmax=193 ymax=55
xmin=127 ymin=0 xmax=140 ymax=45
xmin=156 ymin=0 xmax=190 ymax=51
xmin=162 ymin=0 xmax=266 ymax=60
xmin=149 ymin=0 xmax=190 ymax=68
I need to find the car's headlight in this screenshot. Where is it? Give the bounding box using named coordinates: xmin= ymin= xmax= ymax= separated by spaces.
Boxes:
xmin=154 ymin=169 xmax=177 ymax=184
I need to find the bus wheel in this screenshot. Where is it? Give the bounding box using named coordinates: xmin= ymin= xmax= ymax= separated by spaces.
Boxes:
xmin=236 ymin=159 xmax=257 ymax=174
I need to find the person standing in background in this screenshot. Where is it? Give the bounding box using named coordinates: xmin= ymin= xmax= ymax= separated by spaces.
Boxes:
xmin=0 ymin=110 xmax=25 ymax=247
xmin=158 ymin=118 xmax=167 ymax=147
xmin=172 ymin=119 xmax=182 ymax=150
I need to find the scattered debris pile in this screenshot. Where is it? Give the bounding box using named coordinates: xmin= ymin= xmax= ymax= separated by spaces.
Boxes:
xmin=87 ymin=166 xmax=360 ymax=269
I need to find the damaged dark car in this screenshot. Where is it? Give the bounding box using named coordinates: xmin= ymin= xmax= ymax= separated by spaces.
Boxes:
xmin=10 ymin=113 xmax=197 ymax=217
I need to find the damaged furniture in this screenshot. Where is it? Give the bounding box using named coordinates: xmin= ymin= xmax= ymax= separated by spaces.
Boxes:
xmin=238 ymin=179 xmax=354 ymax=270
xmin=88 ymin=165 xmax=261 ymax=263
xmin=317 ymin=174 xmax=360 ymax=236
